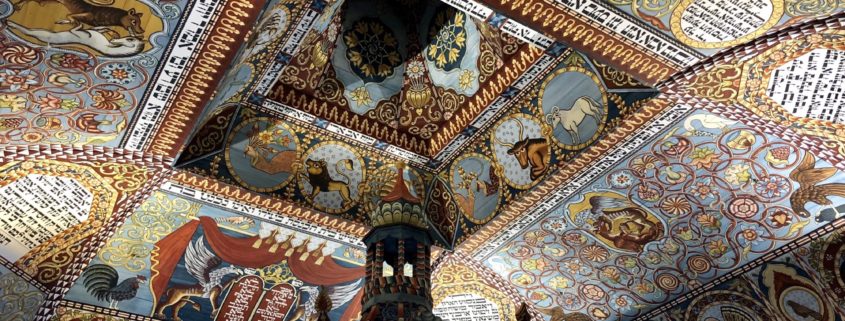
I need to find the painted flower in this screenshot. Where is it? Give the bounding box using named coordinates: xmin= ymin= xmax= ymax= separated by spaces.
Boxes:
xmin=1 ymin=44 xmax=38 ymax=65
xmin=529 ymin=291 xmax=549 ymax=301
xmin=560 ymin=293 xmax=581 ymax=310
xmin=621 ymin=256 xmax=638 ymax=269
xmin=634 ymin=282 xmax=654 ymax=294
xmin=613 ymin=296 xmax=630 ymax=309
xmin=746 ymin=78 xmax=763 ymax=89
xmin=724 ymin=163 xmax=751 ymax=185
xmin=660 ymin=195 xmax=691 ymax=216
xmin=525 ymin=230 xmax=550 ymax=246
xmin=645 ymin=251 xmax=662 ymax=265
xmin=35 ymin=93 xmax=61 ymax=111
xmin=0 ymin=94 xmax=26 ymax=112
xmin=582 ymin=284 xmax=606 ymax=301
xmin=514 ymin=273 xmax=532 ymax=286
xmin=808 ymin=34 xmax=824 ymax=44
xmin=0 ymin=69 xmax=38 ymax=91
xmin=344 ymin=19 xmax=402 ymax=81
xmin=754 ymin=175 xmax=790 ymax=198
xmin=706 ymin=239 xmax=728 ymax=258
xmin=609 ymin=171 xmax=633 ymax=189
xmin=677 ymin=227 xmax=694 ymax=241
xmin=768 ymin=210 xmax=793 ymax=228
xmin=91 ymin=90 xmax=128 ymax=110
xmin=564 ymin=233 xmax=586 ymax=245
xmin=61 ymin=98 xmax=80 ymax=110
xmin=630 ymin=155 xmax=658 ymax=176
xmin=637 ymin=184 xmax=660 ymax=202
xmin=600 ymin=267 xmax=621 ymax=284
xmin=522 ymin=258 xmax=548 ymax=271
xmin=99 ymin=63 xmax=137 ymax=85
xmin=541 ymin=217 xmax=567 ymax=235
xmin=739 ymin=225 xmax=766 ymax=246
xmin=406 ymin=60 xmax=425 ymax=78
xmin=728 ymin=196 xmax=759 ymax=218
xmin=689 ymin=147 xmax=718 ymax=169
xmin=696 ymin=213 xmax=722 ymax=230
xmin=426 ymin=8 xmax=466 ymax=69
xmin=458 ymin=69 xmax=474 ymax=90
xmin=564 ymin=260 xmax=583 ymax=274
xmin=690 ymin=180 xmax=717 ymax=200
xmin=548 ymin=276 xmax=572 ymax=290
xmin=349 ymin=86 xmax=372 ymax=106
xmin=581 ymin=245 xmax=609 ymax=262
xmin=257 ymin=130 xmax=273 ymax=144
xmin=591 ymin=308 xmax=609 ymax=319
xmin=51 ymin=53 xmax=92 ymax=71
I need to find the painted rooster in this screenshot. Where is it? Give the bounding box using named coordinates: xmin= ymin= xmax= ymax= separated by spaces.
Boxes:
xmin=81 ymin=264 xmax=146 ymax=309
xmin=790 ymin=152 xmax=845 ymax=218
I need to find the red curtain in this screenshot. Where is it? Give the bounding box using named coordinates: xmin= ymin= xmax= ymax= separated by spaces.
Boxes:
xmin=151 ymin=217 xmax=365 ymax=320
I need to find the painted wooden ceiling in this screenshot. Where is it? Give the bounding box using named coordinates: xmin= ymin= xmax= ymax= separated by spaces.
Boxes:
xmin=0 ymin=0 xmax=844 ymax=320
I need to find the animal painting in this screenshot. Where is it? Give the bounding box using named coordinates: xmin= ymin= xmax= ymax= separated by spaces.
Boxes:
xmin=495 ymin=119 xmax=549 ymax=180
xmin=545 ymin=96 xmax=602 ymax=145
xmin=154 ymin=237 xmax=246 ymax=320
xmin=588 ymin=196 xmax=664 ymax=252
xmin=6 ymin=21 xmax=144 ymax=57
xmin=789 ymin=152 xmax=845 ymax=218
xmin=244 ymin=124 xmax=297 ymax=175
xmin=303 ymin=158 xmax=354 ymax=207
xmin=81 ymin=264 xmax=147 ymax=309
xmin=682 ymin=114 xmax=737 ymax=135
xmin=14 ymin=0 xmax=145 ymax=36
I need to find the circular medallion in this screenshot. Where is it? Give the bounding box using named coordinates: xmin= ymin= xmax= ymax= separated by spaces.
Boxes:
xmin=538 ymin=66 xmax=608 ymax=150
xmin=299 ymin=141 xmax=366 ymax=213
xmin=449 ymin=153 xmax=502 ymax=224
xmin=491 ymin=113 xmax=551 ymax=189
xmin=225 ymin=118 xmax=300 ymax=192
xmin=671 ymin=0 xmax=784 ymax=49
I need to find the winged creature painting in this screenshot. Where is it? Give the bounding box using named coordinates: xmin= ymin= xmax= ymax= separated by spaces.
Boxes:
xmin=790 ymin=152 xmax=845 ymax=218
xmin=155 ymin=236 xmax=247 ymax=320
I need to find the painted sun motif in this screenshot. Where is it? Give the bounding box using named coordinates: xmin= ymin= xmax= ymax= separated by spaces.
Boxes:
xmin=426 ymin=8 xmax=466 ymax=70
xmin=344 ymin=18 xmax=402 ymax=82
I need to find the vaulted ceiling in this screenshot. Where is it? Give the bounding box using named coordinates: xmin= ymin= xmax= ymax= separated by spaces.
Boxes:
xmin=1 ymin=0 xmax=845 ymax=320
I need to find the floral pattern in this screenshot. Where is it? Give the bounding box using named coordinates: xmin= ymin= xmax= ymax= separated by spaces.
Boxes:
xmin=426 ymin=7 xmax=466 ymax=70
xmin=99 ymin=63 xmax=138 ymax=85
xmin=344 ymin=18 xmax=402 ymax=82
xmin=487 ymin=111 xmax=843 ymax=320
xmin=0 ymin=69 xmax=38 ymax=91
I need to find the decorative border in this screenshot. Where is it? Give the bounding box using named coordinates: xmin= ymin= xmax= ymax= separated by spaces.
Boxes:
xmin=121 ymin=0 xmax=227 ymax=152
xmin=168 ymin=170 xmax=370 ymax=241
xmin=474 ymin=0 xmax=699 ymax=84
xmin=135 ymin=0 xmax=268 ymax=158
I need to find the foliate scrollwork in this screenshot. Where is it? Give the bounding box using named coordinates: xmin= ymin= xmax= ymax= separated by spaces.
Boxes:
xmin=98 ymin=192 xmax=193 ymax=272
xmin=688 ymin=64 xmax=741 ymax=101
xmin=92 ymin=162 xmax=150 ymax=193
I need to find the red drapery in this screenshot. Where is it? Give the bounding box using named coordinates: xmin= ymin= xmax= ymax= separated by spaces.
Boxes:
xmin=151 ymin=217 xmax=364 ymax=320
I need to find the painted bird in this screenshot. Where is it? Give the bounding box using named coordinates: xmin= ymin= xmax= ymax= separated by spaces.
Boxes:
xmin=81 ymin=264 xmax=146 ymax=309
xmin=789 ymin=152 xmax=845 ymax=218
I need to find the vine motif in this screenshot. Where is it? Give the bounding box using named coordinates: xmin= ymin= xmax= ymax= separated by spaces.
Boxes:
xmin=0 ymin=269 xmax=44 ymax=321
xmin=97 ymin=192 xmax=194 ymax=272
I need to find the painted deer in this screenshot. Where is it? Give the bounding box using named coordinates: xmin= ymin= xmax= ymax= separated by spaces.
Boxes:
xmin=495 ymin=119 xmax=549 ymax=180
xmin=244 ymin=124 xmax=297 ymax=175
xmin=545 ymin=96 xmax=602 ymax=145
